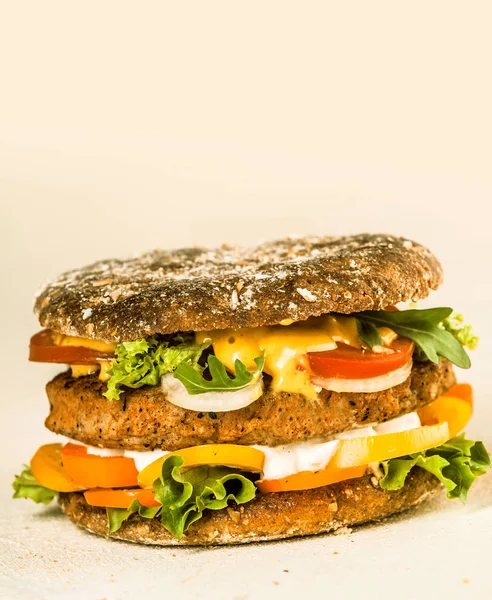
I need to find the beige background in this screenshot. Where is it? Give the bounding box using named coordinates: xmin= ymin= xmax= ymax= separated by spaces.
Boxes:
xmin=1 ymin=2 xmax=492 ymax=599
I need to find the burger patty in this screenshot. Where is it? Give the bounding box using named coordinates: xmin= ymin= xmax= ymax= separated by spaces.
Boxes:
xmin=45 ymin=360 xmax=455 ymax=450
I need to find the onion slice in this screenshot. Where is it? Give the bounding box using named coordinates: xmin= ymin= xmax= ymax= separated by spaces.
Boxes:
xmin=306 ymin=341 xmax=337 ymax=353
xmin=311 ymin=359 xmax=413 ymax=393
xmin=162 ymin=373 xmax=264 ymax=412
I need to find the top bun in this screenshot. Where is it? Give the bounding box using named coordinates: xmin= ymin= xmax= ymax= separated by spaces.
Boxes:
xmin=34 ymin=234 xmax=443 ymax=342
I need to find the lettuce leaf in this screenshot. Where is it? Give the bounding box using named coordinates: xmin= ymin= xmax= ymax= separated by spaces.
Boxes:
xmin=107 ymin=500 xmax=160 ymax=533
xmin=105 ymin=456 xmax=256 ymax=539
xmin=104 ymin=335 xmax=210 ymax=400
xmin=12 ymin=466 xmax=58 ymax=505
xmin=154 ymin=455 xmax=256 ymax=539
xmin=380 ymin=435 xmax=490 ymax=502
xmin=440 ymin=312 xmax=479 ymax=351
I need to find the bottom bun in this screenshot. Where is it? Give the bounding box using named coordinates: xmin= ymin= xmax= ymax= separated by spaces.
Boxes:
xmin=59 ymin=469 xmax=441 ymax=546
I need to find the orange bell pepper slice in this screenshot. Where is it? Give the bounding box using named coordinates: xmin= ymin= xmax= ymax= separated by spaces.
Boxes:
xmin=61 ymin=443 xmax=139 ymax=489
xmin=30 ymin=444 xmax=85 ymax=492
xmin=256 ymin=464 xmax=367 ymax=494
xmin=418 ymin=383 xmax=473 ymax=437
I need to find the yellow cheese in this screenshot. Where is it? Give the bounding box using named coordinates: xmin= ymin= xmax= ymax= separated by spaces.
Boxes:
xmin=53 ymin=334 xmax=115 ymax=379
xmin=53 ymin=333 xmax=115 ymax=353
xmin=70 ymin=360 xmax=112 ymax=379
xmin=379 ymin=327 xmax=398 ymax=347
xmin=196 ymin=315 xmax=364 ymax=400
xmin=98 ymin=361 xmax=112 ymax=382
xmin=70 ymin=365 xmax=99 ymax=377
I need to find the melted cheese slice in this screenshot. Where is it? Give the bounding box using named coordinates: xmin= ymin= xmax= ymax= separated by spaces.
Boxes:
xmin=196 ymin=315 xmax=363 ymax=400
xmin=53 ymin=334 xmax=115 ymax=381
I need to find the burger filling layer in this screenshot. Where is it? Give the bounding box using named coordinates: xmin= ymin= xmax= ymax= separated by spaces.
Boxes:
xmin=30 ymin=307 xmax=477 ymax=409
xmin=17 ymin=308 xmax=488 ymax=540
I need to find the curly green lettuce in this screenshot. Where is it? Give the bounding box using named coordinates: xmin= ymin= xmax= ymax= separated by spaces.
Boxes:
xmin=104 ymin=335 xmax=210 ymax=400
xmin=107 ymin=455 xmax=257 ymax=539
xmin=440 ymin=312 xmax=479 ymax=351
xmin=107 ymin=500 xmax=160 ymax=533
xmin=380 ymin=434 xmax=490 ymax=502
xmin=12 ymin=466 xmax=58 ymax=505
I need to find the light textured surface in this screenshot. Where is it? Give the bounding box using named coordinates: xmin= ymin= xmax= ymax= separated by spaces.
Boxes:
xmin=2 ymin=1 xmax=492 ymax=598
xmin=2 ymin=461 xmax=492 ymax=600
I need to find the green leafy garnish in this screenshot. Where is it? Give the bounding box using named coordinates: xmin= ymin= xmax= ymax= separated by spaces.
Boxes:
xmin=107 ymin=500 xmax=160 ymax=533
xmin=353 ymin=308 xmax=471 ymax=368
xmin=174 ymin=353 xmax=265 ymax=395
xmin=380 ymin=435 xmax=490 ymax=502
xmin=12 ymin=466 xmax=58 ymax=505
xmin=106 ymin=455 xmax=256 ymax=539
xmin=104 ymin=335 xmax=210 ymax=400
xmin=356 ymin=319 xmax=383 ymax=349
xmin=440 ymin=312 xmax=479 ymax=351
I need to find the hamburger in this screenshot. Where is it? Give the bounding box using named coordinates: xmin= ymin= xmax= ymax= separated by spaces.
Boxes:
xmin=13 ymin=234 xmax=489 ymax=546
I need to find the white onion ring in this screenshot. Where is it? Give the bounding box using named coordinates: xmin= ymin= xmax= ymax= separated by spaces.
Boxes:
xmin=306 ymin=341 xmax=337 ymax=353
xmin=311 ymin=360 xmax=413 ymax=393
xmin=161 ymin=373 xmax=264 ymax=412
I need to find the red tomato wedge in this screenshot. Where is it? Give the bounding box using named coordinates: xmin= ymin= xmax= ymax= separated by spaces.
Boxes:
xmin=308 ymin=338 xmax=414 ymax=379
xmin=256 ymin=464 xmax=367 ymax=494
xmin=84 ymin=488 xmax=160 ymax=509
xmin=29 ymin=330 xmax=114 ymax=364
xmin=61 ymin=443 xmax=139 ymax=489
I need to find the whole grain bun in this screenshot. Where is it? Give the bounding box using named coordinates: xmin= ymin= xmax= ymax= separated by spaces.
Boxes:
xmin=35 ymin=234 xmax=442 ymax=342
xmin=46 ymin=360 xmax=455 ymax=451
xmin=59 ymin=469 xmax=441 ymax=546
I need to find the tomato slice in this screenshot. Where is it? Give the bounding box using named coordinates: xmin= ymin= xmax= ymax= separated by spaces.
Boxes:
xmin=61 ymin=443 xmax=139 ymax=489
xmin=418 ymin=384 xmax=473 ymax=437
xmin=138 ymin=444 xmax=265 ymax=488
xmin=84 ymin=488 xmax=160 ymax=509
xmin=308 ymin=338 xmax=414 ymax=379
xmin=329 ymin=422 xmax=450 ymax=469
xmin=29 ymin=329 xmax=114 ymax=364
xmin=256 ymin=464 xmax=367 ymax=493
xmin=31 ymin=444 xmax=86 ymax=492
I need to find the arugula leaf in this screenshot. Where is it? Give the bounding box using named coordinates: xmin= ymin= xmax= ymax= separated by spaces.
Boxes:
xmin=380 ymin=434 xmax=490 ymax=502
xmin=356 ymin=319 xmax=383 ymax=349
xmin=440 ymin=312 xmax=479 ymax=350
xmin=153 ymin=455 xmax=256 ymax=539
xmin=104 ymin=335 xmax=210 ymax=400
xmin=174 ymin=354 xmax=265 ymax=395
xmin=12 ymin=466 xmax=58 ymax=505
xmin=353 ymin=308 xmax=471 ymax=369
xmin=107 ymin=500 xmax=160 ymax=533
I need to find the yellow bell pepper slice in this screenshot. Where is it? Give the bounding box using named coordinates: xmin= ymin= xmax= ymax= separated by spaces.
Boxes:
xmin=329 ymin=422 xmax=450 ymax=470
xmin=31 ymin=443 xmax=86 ymax=492
xmin=138 ymin=444 xmax=265 ymax=488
